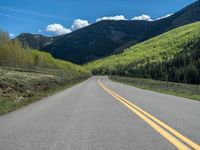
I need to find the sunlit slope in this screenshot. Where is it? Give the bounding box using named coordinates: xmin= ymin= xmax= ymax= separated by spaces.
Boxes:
xmin=0 ymin=30 xmax=90 ymax=77
xmin=0 ymin=30 xmax=91 ymax=114
xmin=85 ymin=21 xmax=200 ymax=84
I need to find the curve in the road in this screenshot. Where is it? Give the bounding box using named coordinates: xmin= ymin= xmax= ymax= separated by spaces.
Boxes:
xmin=98 ymin=77 xmax=200 ymax=150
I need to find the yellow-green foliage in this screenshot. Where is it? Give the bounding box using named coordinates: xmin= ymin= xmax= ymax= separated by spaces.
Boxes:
xmin=85 ymin=21 xmax=200 ymax=71
xmin=0 ymin=30 xmax=91 ymax=114
xmin=0 ymin=29 xmax=89 ymax=75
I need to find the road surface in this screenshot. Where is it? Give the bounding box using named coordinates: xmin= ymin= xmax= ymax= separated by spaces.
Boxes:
xmin=0 ymin=76 xmax=200 ymax=150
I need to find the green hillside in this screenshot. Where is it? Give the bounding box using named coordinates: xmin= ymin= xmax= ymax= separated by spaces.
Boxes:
xmin=0 ymin=29 xmax=89 ymax=76
xmin=0 ymin=30 xmax=91 ymax=114
xmin=85 ymin=21 xmax=200 ymax=84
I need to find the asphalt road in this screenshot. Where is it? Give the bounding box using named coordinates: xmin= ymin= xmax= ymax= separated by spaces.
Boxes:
xmin=0 ymin=76 xmax=200 ymax=150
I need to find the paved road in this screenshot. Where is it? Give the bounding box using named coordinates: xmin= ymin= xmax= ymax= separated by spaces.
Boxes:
xmin=0 ymin=76 xmax=200 ymax=150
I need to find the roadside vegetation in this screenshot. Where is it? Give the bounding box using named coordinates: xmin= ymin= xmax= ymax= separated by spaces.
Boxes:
xmin=0 ymin=30 xmax=91 ymax=114
xmin=0 ymin=30 xmax=88 ymax=72
xmin=110 ymin=76 xmax=200 ymax=101
xmin=85 ymin=21 xmax=200 ymax=85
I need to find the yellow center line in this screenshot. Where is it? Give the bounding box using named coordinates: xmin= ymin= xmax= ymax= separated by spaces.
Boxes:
xmin=98 ymin=77 xmax=200 ymax=150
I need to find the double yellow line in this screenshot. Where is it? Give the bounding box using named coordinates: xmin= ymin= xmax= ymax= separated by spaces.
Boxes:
xmin=98 ymin=77 xmax=200 ymax=150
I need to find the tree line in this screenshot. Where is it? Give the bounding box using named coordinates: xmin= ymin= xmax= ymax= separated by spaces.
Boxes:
xmin=0 ymin=29 xmax=89 ymax=75
xmin=92 ymin=38 xmax=200 ymax=84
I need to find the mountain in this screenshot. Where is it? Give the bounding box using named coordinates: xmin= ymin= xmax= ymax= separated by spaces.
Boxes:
xmin=44 ymin=21 xmax=155 ymax=64
xmin=16 ymin=0 xmax=200 ymax=64
xmin=16 ymin=33 xmax=55 ymax=50
xmin=85 ymin=21 xmax=200 ymax=84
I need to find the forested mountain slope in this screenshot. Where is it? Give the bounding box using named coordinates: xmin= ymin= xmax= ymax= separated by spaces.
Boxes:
xmin=85 ymin=21 xmax=200 ymax=84
xmin=16 ymin=33 xmax=55 ymax=50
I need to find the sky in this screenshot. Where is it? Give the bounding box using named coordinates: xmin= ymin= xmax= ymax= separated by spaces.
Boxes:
xmin=0 ymin=0 xmax=197 ymax=38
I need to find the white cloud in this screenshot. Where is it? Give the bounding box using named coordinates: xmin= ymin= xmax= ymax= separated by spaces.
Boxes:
xmin=96 ymin=15 xmax=126 ymax=22
xmin=46 ymin=19 xmax=90 ymax=35
xmin=71 ymin=19 xmax=90 ymax=31
xmin=38 ymin=29 xmax=42 ymax=33
xmin=46 ymin=23 xmax=72 ymax=35
xmin=156 ymin=13 xmax=174 ymax=20
xmin=131 ymin=14 xmax=153 ymax=21
xmin=9 ymin=33 xmax=15 ymax=38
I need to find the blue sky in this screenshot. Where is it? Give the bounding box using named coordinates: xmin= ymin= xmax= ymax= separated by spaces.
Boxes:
xmin=0 ymin=0 xmax=197 ymax=37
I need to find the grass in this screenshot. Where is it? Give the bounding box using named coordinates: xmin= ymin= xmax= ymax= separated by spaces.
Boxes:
xmin=110 ymin=76 xmax=200 ymax=101
xmin=0 ymin=67 xmax=91 ymax=115
xmin=0 ymin=30 xmax=91 ymax=114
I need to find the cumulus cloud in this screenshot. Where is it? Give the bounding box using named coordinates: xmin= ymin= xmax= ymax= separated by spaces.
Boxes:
xmin=156 ymin=13 xmax=174 ymax=20
xmin=46 ymin=19 xmax=90 ymax=35
xmin=131 ymin=14 xmax=153 ymax=21
xmin=46 ymin=23 xmax=72 ymax=35
xmin=71 ymin=19 xmax=90 ymax=31
xmin=9 ymin=33 xmax=15 ymax=38
xmin=96 ymin=15 xmax=126 ymax=22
